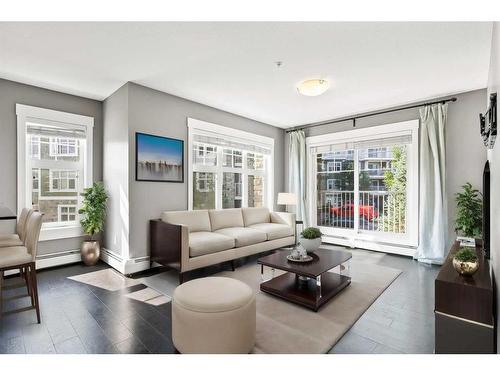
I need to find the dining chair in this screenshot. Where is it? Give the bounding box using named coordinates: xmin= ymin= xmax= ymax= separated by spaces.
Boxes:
xmin=0 ymin=211 xmax=43 ymax=323
xmin=0 ymin=208 xmax=32 ymax=247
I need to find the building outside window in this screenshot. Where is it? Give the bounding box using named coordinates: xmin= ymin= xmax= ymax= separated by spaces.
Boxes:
xmin=17 ymin=104 xmax=93 ymax=240
xmin=49 ymin=137 xmax=78 ymax=157
xmin=188 ymin=118 xmax=274 ymax=211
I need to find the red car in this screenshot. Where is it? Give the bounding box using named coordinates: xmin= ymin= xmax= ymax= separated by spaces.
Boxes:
xmin=330 ymin=203 xmax=379 ymax=221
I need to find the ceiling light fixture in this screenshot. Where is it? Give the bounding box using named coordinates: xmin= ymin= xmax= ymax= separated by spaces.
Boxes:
xmin=297 ymin=79 xmax=330 ymax=97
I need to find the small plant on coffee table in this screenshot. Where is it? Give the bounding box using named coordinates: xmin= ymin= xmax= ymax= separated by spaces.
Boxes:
xmin=301 ymin=227 xmax=322 ymax=239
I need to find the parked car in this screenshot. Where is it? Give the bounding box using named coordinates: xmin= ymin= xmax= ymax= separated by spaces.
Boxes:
xmin=330 ymin=203 xmax=379 ymax=220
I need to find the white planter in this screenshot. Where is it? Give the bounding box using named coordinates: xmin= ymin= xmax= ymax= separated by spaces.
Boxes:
xmin=299 ymin=236 xmax=322 ymax=253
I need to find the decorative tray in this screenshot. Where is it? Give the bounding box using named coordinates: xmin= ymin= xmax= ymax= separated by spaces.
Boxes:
xmin=286 ymin=254 xmax=313 ymax=263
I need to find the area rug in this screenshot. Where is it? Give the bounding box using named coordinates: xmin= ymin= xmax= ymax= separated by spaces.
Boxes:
xmin=144 ymin=259 xmax=402 ymax=354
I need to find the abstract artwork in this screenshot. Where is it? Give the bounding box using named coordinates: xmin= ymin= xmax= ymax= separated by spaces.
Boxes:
xmin=136 ymin=132 xmax=184 ymax=182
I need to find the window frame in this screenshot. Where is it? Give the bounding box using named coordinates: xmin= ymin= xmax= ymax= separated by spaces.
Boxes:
xmin=187 ymin=118 xmax=274 ymax=211
xmin=49 ymin=137 xmax=79 ymax=157
xmin=16 ymin=104 xmax=93 ymax=241
xmin=49 ymin=169 xmax=79 ymax=193
xmin=57 ymin=204 xmax=78 ymax=223
xmin=306 ymin=120 xmax=419 ymax=253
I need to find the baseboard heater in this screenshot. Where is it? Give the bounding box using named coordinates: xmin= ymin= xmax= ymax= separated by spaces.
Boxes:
xmin=322 ymin=234 xmax=416 ymax=257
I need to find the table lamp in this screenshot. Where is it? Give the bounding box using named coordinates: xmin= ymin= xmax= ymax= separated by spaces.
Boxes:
xmin=277 ymin=193 xmax=297 ymax=212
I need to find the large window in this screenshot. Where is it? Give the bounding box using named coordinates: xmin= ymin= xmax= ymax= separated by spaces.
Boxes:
xmin=17 ymin=104 xmax=93 ymax=241
xmin=188 ymin=118 xmax=274 ymax=210
xmin=307 ymin=120 xmax=419 ymax=254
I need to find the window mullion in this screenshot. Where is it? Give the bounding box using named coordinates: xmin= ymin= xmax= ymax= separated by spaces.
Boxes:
xmin=353 ymin=149 xmax=360 ymax=235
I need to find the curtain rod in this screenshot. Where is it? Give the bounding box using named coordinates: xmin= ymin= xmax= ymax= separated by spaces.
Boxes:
xmin=285 ymin=96 xmax=457 ymax=133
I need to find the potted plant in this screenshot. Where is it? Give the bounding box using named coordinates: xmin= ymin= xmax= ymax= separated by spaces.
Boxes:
xmin=452 ymin=247 xmax=479 ymax=276
xmin=299 ymin=227 xmax=322 ymax=254
xmin=79 ymin=182 xmax=108 ymax=266
xmin=455 ymin=182 xmax=482 ymax=247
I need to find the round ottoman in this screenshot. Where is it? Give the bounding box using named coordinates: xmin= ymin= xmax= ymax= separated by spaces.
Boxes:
xmin=172 ymin=276 xmax=256 ymax=354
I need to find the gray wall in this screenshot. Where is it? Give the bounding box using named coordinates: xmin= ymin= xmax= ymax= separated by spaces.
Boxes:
xmin=486 ymin=21 xmax=500 ymax=352
xmin=103 ymin=82 xmax=285 ymax=259
xmin=0 ymin=78 xmax=103 ymax=255
xmin=285 ymin=89 xmax=487 ymax=249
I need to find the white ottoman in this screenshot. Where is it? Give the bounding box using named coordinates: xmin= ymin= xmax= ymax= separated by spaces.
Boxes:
xmin=172 ymin=276 xmax=256 ymax=354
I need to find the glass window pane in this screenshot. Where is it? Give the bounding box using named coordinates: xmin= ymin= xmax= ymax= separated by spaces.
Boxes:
xmin=359 ymin=145 xmax=407 ymax=233
xmin=316 ymin=151 xmax=354 ymax=229
xmin=222 ymin=172 xmax=242 ymax=208
xmin=248 ymin=175 xmax=264 ymax=208
xmin=193 ymin=172 xmax=216 ymax=209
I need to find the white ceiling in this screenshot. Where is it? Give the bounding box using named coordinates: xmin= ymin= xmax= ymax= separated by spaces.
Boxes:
xmin=0 ymin=22 xmax=493 ymax=128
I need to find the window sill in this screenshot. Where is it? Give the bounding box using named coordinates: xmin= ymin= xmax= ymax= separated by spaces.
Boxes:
xmin=39 ymin=225 xmax=84 ymax=242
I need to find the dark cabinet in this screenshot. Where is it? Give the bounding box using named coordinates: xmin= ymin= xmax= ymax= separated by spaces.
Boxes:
xmin=434 ymin=242 xmax=496 ymax=354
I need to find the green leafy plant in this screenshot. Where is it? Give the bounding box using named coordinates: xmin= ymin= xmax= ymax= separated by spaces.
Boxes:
xmin=382 ymin=145 xmax=407 ymax=233
xmin=301 ymin=227 xmax=322 ymax=239
xmin=455 ymin=182 xmax=482 ymax=238
xmin=454 ymin=247 xmax=478 ymax=263
xmin=79 ymin=182 xmax=108 ymax=240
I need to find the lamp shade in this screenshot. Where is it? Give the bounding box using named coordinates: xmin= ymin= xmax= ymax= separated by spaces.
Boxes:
xmin=277 ymin=192 xmax=297 ymax=206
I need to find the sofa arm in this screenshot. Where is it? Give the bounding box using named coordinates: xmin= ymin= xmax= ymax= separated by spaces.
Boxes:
xmin=150 ymin=219 xmax=189 ymax=272
xmin=270 ymin=211 xmax=296 ymax=228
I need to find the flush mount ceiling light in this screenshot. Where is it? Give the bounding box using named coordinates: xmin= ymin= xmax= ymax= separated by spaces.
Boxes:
xmin=297 ymin=79 xmax=330 ymax=97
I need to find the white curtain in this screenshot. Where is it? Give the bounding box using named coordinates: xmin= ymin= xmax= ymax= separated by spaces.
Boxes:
xmin=288 ymin=130 xmax=308 ymax=226
xmin=415 ymin=103 xmax=448 ymax=264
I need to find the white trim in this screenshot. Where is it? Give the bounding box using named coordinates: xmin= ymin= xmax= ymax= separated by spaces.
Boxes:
xmin=187 ymin=117 xmax=275 ymax=211
xmin=16 ymin=103 xmax=93 ymax=241
xmin=307 ymin=119 xmax=420 ymax=254
xmin=16 ymin=104 xmax=94 ymax=128
xmin=188 ymin=117 xmax=274 ymax=147
xmin=322 ymin=235 xmax=416 ymax=257
xmin=100 ymin=248 xmax=151 ymax=275
xmin=39 ymin=225 xmax=84 ymax=241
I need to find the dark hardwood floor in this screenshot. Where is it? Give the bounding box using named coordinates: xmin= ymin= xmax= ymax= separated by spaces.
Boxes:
xmin=0 ymin=247 xmax=440 ymax=354
xmin=0 ymin=262 xmax=175 ymax=354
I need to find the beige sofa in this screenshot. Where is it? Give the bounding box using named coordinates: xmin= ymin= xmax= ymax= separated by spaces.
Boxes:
xmin=150 ymin=207 xmax=295 ymax=282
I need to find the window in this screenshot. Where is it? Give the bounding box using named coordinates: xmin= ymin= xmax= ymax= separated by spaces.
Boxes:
xmin=17 ymin=104 xmax=93 ymax=241
xmin=307 ymin=120 xmax=419 ymax=253
xmin=58 ymin=205 xmax=78 ymax=222
xmin=188 ymin=118 xmax=274 ymax=210
xmin=50 ymin=137 xmax=78 ymax=157
xmin=30 ymin=136 xmax=41 ymax=159
xmin=50 ymin=170 xmax=78 ymax=192
xmin=327 ymin=161 xmax=342 ymax=172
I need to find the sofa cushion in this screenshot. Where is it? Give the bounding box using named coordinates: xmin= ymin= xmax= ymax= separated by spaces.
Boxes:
xmin=189 ymin=231 xmax=235 ymax=258
xmin=161 ymin=210 xmax=211 ymax=232
xmin=241 ymin=207 xmax=270 ymax=227
xmin=248 ymin=223 xmax=294 ymax=241
xmin=214 ymin=227 xmax=267 ymax=247
xmin=209 ymin=208 xmax=244 ymax=231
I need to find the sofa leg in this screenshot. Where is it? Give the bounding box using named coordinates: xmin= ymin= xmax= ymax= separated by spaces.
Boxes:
xmin=231 ymin=260 xmax=235 ymax=272
xmin=179 ymin=272 xmax=184 ymax=285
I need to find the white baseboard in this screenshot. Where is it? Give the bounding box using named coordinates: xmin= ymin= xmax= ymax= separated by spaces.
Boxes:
xmin=100 ymin=248 xmax=151 ymax=275
xmin=322 ymin=235 xmax=415 ymax=257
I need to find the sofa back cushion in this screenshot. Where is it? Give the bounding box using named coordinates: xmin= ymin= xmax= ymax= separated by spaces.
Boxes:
xmin=242 ymin=207 xmax=270 ymax=227
xmin=161 ymin=210 xmax=211 ymax=232
xmin=209 ymin=208 xmax=244 ymax=231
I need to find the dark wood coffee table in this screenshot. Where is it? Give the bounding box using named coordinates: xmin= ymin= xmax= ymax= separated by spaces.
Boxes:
xmin=257 ymin=248 xmax=352 ymax=311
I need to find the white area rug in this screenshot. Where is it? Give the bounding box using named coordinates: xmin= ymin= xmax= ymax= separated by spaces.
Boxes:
xmin=142 ymin=255 xmax=401 ymax=354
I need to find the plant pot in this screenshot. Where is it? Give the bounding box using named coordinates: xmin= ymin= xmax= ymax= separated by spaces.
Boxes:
xmin=452 ymin=257 xmax=479 ymax=276
xmin=299 ymin=237 xmax=322 ymax=254
xmin=81 ymin=240 xmax=100 ymax=266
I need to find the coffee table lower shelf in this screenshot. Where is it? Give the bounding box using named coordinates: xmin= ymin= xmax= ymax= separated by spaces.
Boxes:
xmin=260 ymin=271 xmax=351 ymax=312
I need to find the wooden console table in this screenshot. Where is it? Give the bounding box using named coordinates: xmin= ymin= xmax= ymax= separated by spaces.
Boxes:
xmin=434 ymin=241 xmax=496 ymax=353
